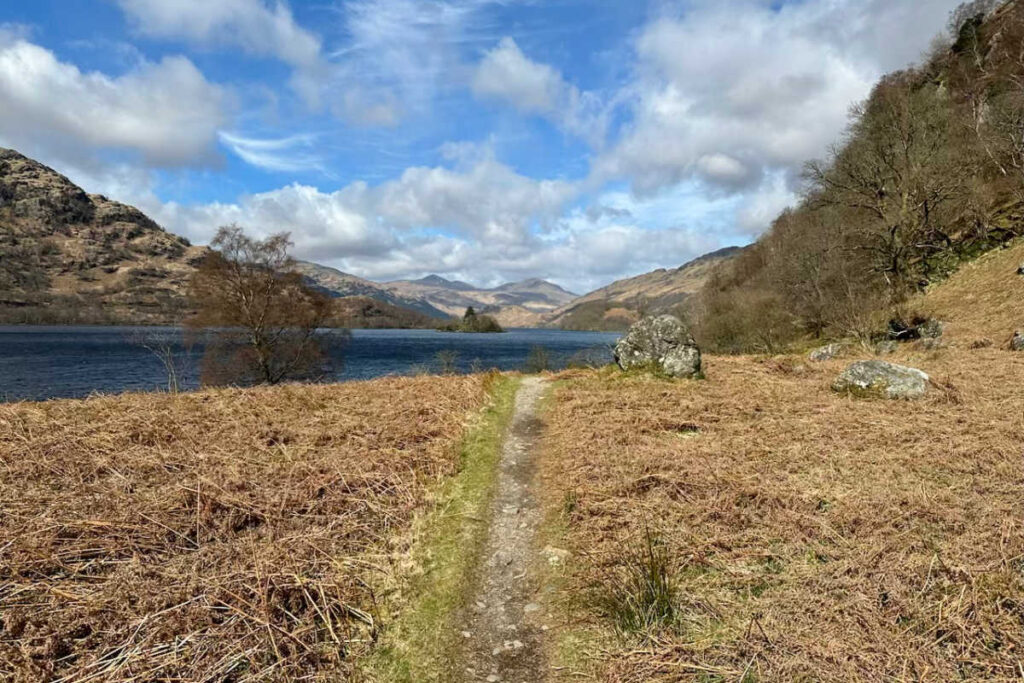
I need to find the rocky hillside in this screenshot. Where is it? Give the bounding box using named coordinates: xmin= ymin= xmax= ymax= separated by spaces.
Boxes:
xmin=547 ymin=246 xmax=744 ymax=331
xmin=294 ymin=261 xmax=450 ymax=319
xmin=0 ymin=148 xmax=206 ymax=324
xmin=384 ymin=275 xmax=577 ymax=327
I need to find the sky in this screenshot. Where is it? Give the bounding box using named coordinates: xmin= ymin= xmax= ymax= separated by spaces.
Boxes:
xmin=0 ymin=0 xmax=964 ymax=292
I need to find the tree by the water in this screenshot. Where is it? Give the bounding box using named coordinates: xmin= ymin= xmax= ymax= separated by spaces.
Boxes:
xmin=187 ymin=225 xmax=347 ymax=386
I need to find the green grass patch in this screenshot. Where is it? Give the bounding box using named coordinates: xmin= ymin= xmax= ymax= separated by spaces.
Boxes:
xmin=360 ymin=375 xmax=520 ymax=682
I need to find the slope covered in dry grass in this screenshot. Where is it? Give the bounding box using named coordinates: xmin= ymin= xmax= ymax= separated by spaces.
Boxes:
xmin=0 ymin=375 xmax=490 ymax=682
xmin=540 ymin=349 xmax=1024 ymax=681
xmin=915 ymin=238 xmax=1024 ymax=347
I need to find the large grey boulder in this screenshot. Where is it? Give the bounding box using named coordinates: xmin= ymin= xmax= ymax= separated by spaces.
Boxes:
xmin=832 ymin=360 xmax=930 ymax=400
xmin=1012 ymin=330 xmax=1024 ymax=351
xmin=615 ymin=315 xmax=702 ymax=378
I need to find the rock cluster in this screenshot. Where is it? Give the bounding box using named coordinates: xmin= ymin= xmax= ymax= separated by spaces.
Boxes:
xmin=615 ymin=315 xmax=703 ymax=378
xmin=832 ymin=360 xmax=930 ymax=400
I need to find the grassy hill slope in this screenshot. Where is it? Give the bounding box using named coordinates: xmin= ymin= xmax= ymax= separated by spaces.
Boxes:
xmin=548 ymin=246 xmax=743 ymax=331
xmin=915 ymin=238 xmax=1024 ymax=346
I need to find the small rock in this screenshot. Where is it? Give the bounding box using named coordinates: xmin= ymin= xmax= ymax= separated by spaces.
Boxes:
xmin=918 ymin=319 xmax=945 ymax=339
xmin=523 ymin=603 xmax=541 ymax=613
xmin=921 ymin=337 xmax=945 ymax=351
xmin=614 ymin=315 xmax=702 ymax=378
xmin=875 ymin=340 xmax=899 ymax=356
xmin=461 ymin=631 xmax=472 ymax=639
xmin=808 ymin=342 xmax=845 ymax=362
xmin=1017 ymin=261 xmax=1024 ymax=276
xmin=541 ymin=546 xmax=571 ymax=566
xmin=512 ymin=640 xmax=524 ymax=649
xmin=487 ymin=675 xmax=501 ymax=683
xmin=475 ymin=601 xmax=486 ymax=610
xmin=493 ymin=551 xmax=513 ymax=567
xmin=492 ymin=647 xmax=502 ymax=656
xmin=1011 ymin=330 xmax=1024 ymax=351
xmin=832 ymin=360 xmax=930 ymax=400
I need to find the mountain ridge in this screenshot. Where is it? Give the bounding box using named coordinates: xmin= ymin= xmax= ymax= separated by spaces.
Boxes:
xmin=545 ymin=245 xmax=746 ymax=331
xmin=0 ymin=145 xmax=739 ymax=330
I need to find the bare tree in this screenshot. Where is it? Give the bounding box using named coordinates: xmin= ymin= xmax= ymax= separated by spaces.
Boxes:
xmin=129 ymin=329 xmax=189 ymax=393
xmin=187 ymin=225 xmax=345 ymax=387
xmin=807 ymin=75 xmax=966 ymax=300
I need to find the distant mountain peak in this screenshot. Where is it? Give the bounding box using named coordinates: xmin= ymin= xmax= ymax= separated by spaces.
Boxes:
xmin=412 ymin=274 xmax=477 ymax=291
xmin=494 ymin=278 xmax=578 ymax=297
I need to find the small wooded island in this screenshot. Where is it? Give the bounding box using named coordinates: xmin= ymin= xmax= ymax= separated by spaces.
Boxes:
xmin=438 ymin=307 xmax=505 ymax=333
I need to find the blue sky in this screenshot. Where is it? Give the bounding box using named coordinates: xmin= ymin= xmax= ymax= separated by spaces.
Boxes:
xmin=0 ymin=0 xmax=962 ymax=291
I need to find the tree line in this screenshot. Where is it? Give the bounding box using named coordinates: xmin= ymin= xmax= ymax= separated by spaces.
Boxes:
xmin=692 ymin=0 xmax=1024 ymax=353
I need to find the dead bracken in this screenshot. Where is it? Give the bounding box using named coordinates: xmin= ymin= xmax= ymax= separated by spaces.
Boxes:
xmin=0 ymin=375 xmax=488 ymax=682
xmin=541 ymin=349 xmax=1024 ymax=681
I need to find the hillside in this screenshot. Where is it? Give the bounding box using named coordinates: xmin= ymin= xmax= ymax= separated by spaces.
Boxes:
xmin=0 ymin=148 xmax=456 ymax=328
xmin=914 ymin=237 xmax=1024 ymax=346
xmin=293 ymin=261 xmax=450 ymax=319
xmin=385 ymin=274 xmax=577 ymax=327
xmin=547 ymin=246 xmax=744 ymax=331
xmin=0 ymin=148 xmax=207 ymax=324
xmin=691 ymin=1 xmax=1024 ymax=353
xmin=330 ymin=295 xmax=439 ymax=329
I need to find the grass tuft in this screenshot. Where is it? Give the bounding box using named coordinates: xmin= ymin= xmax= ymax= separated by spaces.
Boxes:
xmin=594 ymin=525 xmax=679 ymax=639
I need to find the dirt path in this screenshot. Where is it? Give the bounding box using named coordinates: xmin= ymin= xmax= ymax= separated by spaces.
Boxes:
xmin=460 ymin=376 xmax=549 ymax=683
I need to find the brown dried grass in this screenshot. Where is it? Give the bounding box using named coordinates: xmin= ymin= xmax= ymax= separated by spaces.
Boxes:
xmin=0 ymin=375 xmax=488 ymax=682
xmin=915 ymin=239 xmax=1024 ymax=347
xmin=541 ymin=350 xmax=1024 ymax=681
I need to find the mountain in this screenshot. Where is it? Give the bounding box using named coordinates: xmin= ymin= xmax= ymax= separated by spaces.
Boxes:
xmin=330 ymin=296 xmax=439 ymax=329
xmin=293 ymin=261 xmax=450 ymax=319
xmin=546 ymin=246 xmax=745 ymax=331
xmin=383 ymin=275 xmax=577 ymax=326
xmin=410 ymin=274 xmax=477 ymax=291
xmin=0 ymin=147 xmax=446 ymax=328
xmin=0 ymin=148 xmax=207 ymax=324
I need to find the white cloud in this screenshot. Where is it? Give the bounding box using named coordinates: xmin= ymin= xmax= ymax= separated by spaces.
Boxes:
xmin=473 ymin=37 xmax=567 ymax=113
xmin=325 ymin=0 xmax=490 ymax=124
xmin=0 ymin=36 xmax=227 ymax=166
xmin=150 ymin=155 xmax=579 ymax=259
xmin=8 ymin=0 xmax=967 ymax=294
xmin=592 ymin=0 xmax=961 ymax=196
xmin=143 ymin=156 xmax=729 ymax=292
xmin=218 ymin=132 xmax=323 ymax=173
xmin=472 ymin=37 xmax=609 ymax=145
xmin=115 ymin=0 xmax=325 ymax=105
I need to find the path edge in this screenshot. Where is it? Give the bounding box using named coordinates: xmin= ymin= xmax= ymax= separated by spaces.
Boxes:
xmin=360 ymin=374 xmax=522 ymax=682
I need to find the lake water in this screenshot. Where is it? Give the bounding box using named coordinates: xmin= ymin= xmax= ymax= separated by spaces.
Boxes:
xmin=0 ymin=326 xmax=621 ymax=402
